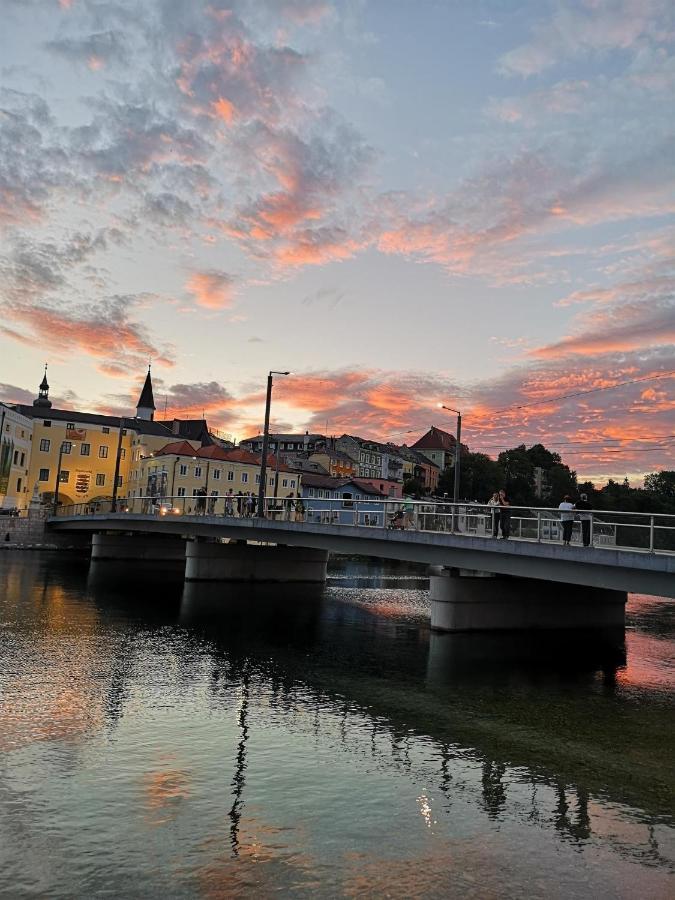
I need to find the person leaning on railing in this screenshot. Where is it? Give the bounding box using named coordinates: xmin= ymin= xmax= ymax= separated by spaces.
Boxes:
xmin=575 ymin=493 xmax=593 ymax=547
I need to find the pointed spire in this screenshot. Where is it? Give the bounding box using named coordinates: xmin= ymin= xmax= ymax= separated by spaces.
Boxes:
xmin=33 ymin=363 xmax=52 ymax=408
xmin=136 ymin=366 xmax=156 ymax=421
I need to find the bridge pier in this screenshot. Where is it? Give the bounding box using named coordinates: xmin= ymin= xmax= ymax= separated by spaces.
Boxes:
xmin=429 ymin=567 xmax=626 ymax=632
xmin=91 ymin=532 xmax=186 ymax=562
xmin=185 ymin=541 xmax=329 ymax=583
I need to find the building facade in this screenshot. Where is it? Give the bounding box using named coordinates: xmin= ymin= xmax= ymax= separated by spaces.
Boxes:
xmin=300 ymin=474 xmax=389 ymax=526
xmin=0 ymin=404 xmax=34 ymax=511
xmin=127 ymin=443 xmax=300 ymax=513
xmin=411 ymin=426 xmax=457 ymax=471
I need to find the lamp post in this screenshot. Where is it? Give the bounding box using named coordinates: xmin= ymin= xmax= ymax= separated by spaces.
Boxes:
xmin=257 ymin=370 xmax=290 ymax=517
xmin=438 ymin=403 xmax=462 ymax=507
xmin=53 ymin=441 xmax=66 ymax=514
xmin=111 ymin=417 xmax=125 ymax=512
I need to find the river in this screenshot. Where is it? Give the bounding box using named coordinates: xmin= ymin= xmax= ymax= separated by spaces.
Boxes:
xmin=0 ymin=551 xmax=673 ymax=898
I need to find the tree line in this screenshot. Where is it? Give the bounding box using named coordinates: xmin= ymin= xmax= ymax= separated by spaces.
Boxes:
xmin=404 ymin=442 xmax=675 ymax=513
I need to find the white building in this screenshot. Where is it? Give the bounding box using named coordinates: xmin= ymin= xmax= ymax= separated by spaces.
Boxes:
xmin=0 ymin=403 xmax=34 ymax=511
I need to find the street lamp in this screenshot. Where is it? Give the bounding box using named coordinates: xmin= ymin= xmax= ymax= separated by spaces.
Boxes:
xmin=111 ymin=416 xmax=125 ymax=513
xmin=437 ymin=404 xmax=462 ymax=506
xmin=257 ymin=370 xmax=291 ymax=517
xmin=52 ymin=440 xmax=67 ymax=515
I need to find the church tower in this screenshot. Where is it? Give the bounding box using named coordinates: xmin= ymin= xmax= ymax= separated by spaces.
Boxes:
xmin=136 ymin=367 xmax=156 ymax=421
xmin=33 ymin=365 xmax=52 ymax=409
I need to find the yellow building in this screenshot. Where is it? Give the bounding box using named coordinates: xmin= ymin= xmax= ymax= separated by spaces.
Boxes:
xmin=127 ymin=442 xmax=301 ymax=514
xmin=11 ymin=368 xmax=211 ymax=509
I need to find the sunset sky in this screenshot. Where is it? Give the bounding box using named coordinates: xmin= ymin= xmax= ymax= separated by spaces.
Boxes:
xmin=1 ymin=0 xmax=673 ymax=482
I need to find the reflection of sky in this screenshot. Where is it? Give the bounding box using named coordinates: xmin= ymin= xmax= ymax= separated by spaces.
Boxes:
xmin=0 ymin=2 xmax=673 ymax=480
xmin=0 ymin=555 xmax=674 ymax=896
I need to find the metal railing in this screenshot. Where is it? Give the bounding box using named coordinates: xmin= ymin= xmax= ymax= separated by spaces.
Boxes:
xmin=50 ymin=495 xmax=675 ymax=555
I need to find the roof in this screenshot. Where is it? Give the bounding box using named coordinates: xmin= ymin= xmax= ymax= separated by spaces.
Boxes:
xmin=241 ymin=432 xmax=325 ymax=444
xmin=156 ymin=418 xmax=214 ymax=446
xmin=301 ymin=474 xmax=386 ymax=496
xmin=153 ymin=440 xmax=200 ymax=457
xmin=411 ymin=426 xmax=456 ymax=452
xmin=137 ymin=369 xmax=156 ymax=410
xmin=12 ymin=405 xmax=175 ymax=437
xmin=395 ymin=445 xmax=441 ymax=468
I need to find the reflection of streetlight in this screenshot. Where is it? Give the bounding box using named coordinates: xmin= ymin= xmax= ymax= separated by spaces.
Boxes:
xmin=437 ymin=403 xmax=462 ymax=506
xmin=257 ymin=371 xmax=291 ymax=517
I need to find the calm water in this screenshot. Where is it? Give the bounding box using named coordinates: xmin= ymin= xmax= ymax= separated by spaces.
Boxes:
xmin=0 ymin=552 xmax=673 ymax=899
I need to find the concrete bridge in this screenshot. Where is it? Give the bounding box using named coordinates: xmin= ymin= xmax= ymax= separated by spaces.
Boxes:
xmin=48 ymin=499 xmax=674 ymax=632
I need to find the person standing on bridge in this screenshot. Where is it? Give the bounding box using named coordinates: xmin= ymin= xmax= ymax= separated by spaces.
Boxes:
xmin=498 ymin=490 xmax=511 ymax=539
xmin=559 ymin=495 xmax=575 ymax=545
xmin=575 ymin=494 xmax=592 ymax=547
xmin=488 ymin=492 xmax=500 ymax=537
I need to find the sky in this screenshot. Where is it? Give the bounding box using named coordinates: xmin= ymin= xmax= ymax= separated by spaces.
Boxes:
xmin=0 ymin=0 xmax=674 ymax=484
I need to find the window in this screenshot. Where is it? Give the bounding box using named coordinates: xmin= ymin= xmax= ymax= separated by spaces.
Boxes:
xmin=227 ymin=471 xmax=234 ymax=481
xmin=59 ymin=471 xmax=70 ymax=483
xmin=309 ymin=488 xmax=315 ymax=497
xmin=39 ymin=438 xmax=50 ymax=452
xmin=96 ymin=474 xmax=106 ymax=487
xmin=99 ymin=446 xmax=109 ymax=458
xmin=120 ymin=449 xmax=126 ymax=459
xmin=39 ymin=468 xmax=49 ymax=481
xmin=179 ymin=464 xmax=188 ymax=476
xmin=66 ymin=422 xmax=74 ymax=429
xmin=290 ymin=480 xmax=296 ymax=488
xmin=192 ymin=488 xmax=199 ymax=496
xmin=282 ymin=478 xmax=288 ymax=488
xmin=342 ymin=492 xmax=354 ymax=509
xmin=255 ymin=474 xmax=261 ymax=484
xmin=62 ymin=442 xmax=72 ymax=455
xmin=16 ymin=477 xmax=22 ymax=492
xmin=177 ymin=487 xmax=186 ymax=497
xmin=102 ymin=426 xmax=110 ymax=434
xmin=121 ymin=428 xmax=127 ymax=436
xmin=213 ymin=469 xmax=221 ymax=480
xmin=13 ymin=450 xmax=18 ymax=464
xmin=241 ymin=472 xmax=248 ymax=483
xmin=43 ymin=420 xmax=51 ymax=427
xmin=194 ymin=466 xmax=202 ymax=478
xmin=116 ymin=476 xmax=123 ymax=487
xmin=80 ymin=444 xmax=91 ymax=456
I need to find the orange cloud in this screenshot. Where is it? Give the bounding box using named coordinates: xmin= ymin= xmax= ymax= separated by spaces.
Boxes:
xmin=185 ymin=271 xmax=235 ymax=309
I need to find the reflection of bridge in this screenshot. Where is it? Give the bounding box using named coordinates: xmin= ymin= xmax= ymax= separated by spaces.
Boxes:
xmin=49 ymin=499 xmax=675 ymax=632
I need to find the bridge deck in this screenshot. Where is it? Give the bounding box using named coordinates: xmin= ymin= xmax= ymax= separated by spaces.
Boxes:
xmin=49 ymin=512 xmax=675 ymax=598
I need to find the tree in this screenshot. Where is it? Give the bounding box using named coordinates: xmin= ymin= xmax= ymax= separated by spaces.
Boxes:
xmin=546 ymin=463 xmax=577 ymax=503
xmin=644 ymin=471 xmax=675 ymax=508
xmin=459 ymin=452 xmax=504 ymax=501
xmin=497 ymin=445 xmax=535 ymax=505
xmin=403 ymin=476 xmax=426 ymax=498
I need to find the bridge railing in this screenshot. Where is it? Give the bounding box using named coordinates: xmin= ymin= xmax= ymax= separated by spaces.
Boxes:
xmin=50 ymin=495 xmax=675 ymax=555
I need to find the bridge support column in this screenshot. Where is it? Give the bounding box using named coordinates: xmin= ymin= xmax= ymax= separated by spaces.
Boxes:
xmin=91 ymin=532 xmax=186 ymax=562
xmin=185 ymin=541 xmax=329 ymax=583
xmin=429 ymin=567 xmax=626 ymax=632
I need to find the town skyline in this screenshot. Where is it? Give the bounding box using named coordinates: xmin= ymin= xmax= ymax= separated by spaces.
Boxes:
xmin=1 ymin=1 xmax=673 ymax=483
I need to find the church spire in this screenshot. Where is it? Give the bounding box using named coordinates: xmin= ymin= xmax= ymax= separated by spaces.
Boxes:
xmin=33 ymin=364 xmax=52 ymax=408
xmin=136 ymin=366 xmax=156 ymax=421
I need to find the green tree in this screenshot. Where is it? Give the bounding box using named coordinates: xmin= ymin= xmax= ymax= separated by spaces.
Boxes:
xmin=403 ymin=476 xmax=426 ymax=498
xmin=497 ymin=445 xmax=535 ymax=505
xmin=644 ymin=471 xmax=675 ymax=509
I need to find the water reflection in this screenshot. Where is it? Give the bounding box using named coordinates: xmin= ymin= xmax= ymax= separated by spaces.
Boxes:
xmin=0 ymin=552 xmax=673 ymax=899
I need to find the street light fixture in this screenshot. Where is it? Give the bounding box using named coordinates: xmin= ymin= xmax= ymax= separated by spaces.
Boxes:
xmin=52 ymin=440 xmax=67 ymax=515
xmin=111 ymin=416 xmax=125 ymax=513
xmin=437 ymin=403 xmax=462 ymax=507
xmin=257 ymin=371 xmax=291 ymax=517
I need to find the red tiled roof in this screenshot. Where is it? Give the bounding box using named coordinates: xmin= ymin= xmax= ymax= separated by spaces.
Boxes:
xmin=411 ymin=426 xmax=456 ymax=451
xmin=154 ymin=440 xmax=199 ymax=457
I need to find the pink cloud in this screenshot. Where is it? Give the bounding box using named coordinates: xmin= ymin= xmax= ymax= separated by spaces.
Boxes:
xmin=185 ymin=271 xmax=235 ymax=309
